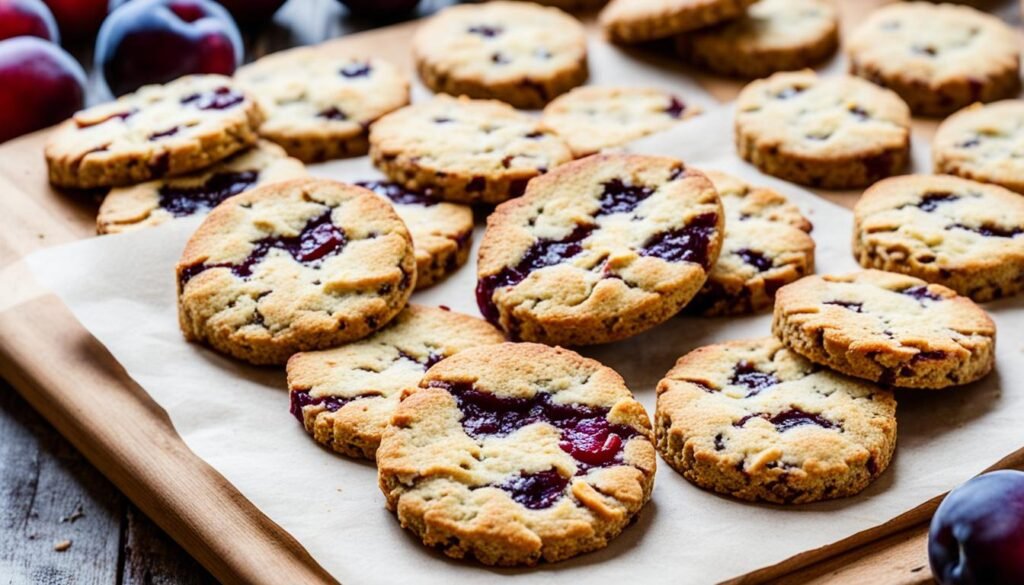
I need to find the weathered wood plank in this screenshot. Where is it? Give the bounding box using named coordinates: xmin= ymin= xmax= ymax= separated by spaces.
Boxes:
xmin=122 ymin=505 xmax=216 ymax=585
xmin=0 ymin=380 xmax=123 ymax=585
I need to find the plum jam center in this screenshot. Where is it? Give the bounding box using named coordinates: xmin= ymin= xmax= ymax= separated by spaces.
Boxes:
xmin=475 ymin=224 xmax=595 ymax=325
xmin=596 ymin=179 xmax=654 ymax=215
xmin=736 ymin=248 xmax=772 ymax=272
xmin=318 ymin=107 xmax=347 ymax=121
xmin=356 ymin=180 xmax=440 ymax=207
xmin=948 ymin=223 xmax=1023 ymax=238
xmin=901 ymin=285 xmax=942 ymax=302
xmin=665 ymin=96 xmax=687 ymax=119
xmin=638 ymin=212 xmax=718 ymax=268
xmin=181 ymin=86 xmax=244 ymax=111
xmin=158 ymin=170 xmax=258 ymax=217
xmin=179 ymin=210 xmax=346 ymax=287
xmin=340 ymin=62 xmax=372 ymax=78
xmin=824 ymin=300 xmax=864 ymax=312
xmin=467 ymin=25 xmax=503 ymax=37
xmin=289 ymin=389 xmax=370 ymax=421
xmin=736 ymin=408 xmax=837 ymax=432
xmin=917 ymin=191 xmax=959 ymax=212
xmin=731 ymin=361 xmax=779 ymax=397
xmin=499 ymin=469 xmax=569 ymax=510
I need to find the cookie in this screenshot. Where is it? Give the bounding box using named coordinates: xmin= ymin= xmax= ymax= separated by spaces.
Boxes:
xmin=735 ymin=70 xmax=911 ymax=189
xmin=287 ymin=305 xmax=504 ymax=460
xmin=772 ymin=270 xmax=996 ymax=389
xmin=376 ymin=342 xmax=656 ymax=566
xmin=540 ymin=86 xmax=701 ymax=158
xmin=655 ymin=337 xmax=897 ymax=504
xmin=853 ymin=175 xmax=1024 ymax=302
xmin=847 ymin=2 xmax=1021 ymax=117
xmin=688 ymin=171 xmax=815 ymax=316
xmin=369 ymin=95 xmax=573 ymax=204
xmin=476 ymin=154 xmax=724 ymax=345
xmin=933 ymin=100 xmax=1024 ymax=195
xmin=600 ymin=0 xmax=757 ymax=44
xmin=412 ymin=1 xmax=588 ymax=109
xmin=676 ymin=0 xmax=839 ymax=79
xmin=96 ymin=141 xmax=306 ymax=234
xmin=355 ymin=181 xmax=474 ymax=289
xmin=236 ymin=49 xmax=409 ymax=162
xmin=176 ymin=178 xmax=416 ymax=365
xmin=46 ymin=74 xmax=263 ymax=189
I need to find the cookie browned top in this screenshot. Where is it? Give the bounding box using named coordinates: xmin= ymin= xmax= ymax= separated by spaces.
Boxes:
xmin=46 ymin=74 xmax=263 ymax=188
xmin=176 ymin=178 xmax=415 ymax=365
xmin=377 ymin=342 xmax=655 ymax=566
xmin=772 ymin=270 xmax=996 ymax=389
xmin=476 ymin=154 xmax=723 ymax=345
xmin=369 ymin=95 xmax=573 ymax=204
xmin=600 ymin=0 xmax=757 ymax=43
xmin=735 ymin=70 xmax=911 ymax=164
xmin=656 ymin=337 xmax=896 ymax=503
xmin=236 ymin=48 xmax=409 ymax=160
xmin=97 ymin=141 xmax=307 ymax=234
xmin=287 ymin=305 xmax=504 ymax=460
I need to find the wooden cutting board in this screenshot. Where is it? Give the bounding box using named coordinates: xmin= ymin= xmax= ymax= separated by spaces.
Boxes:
xmin=1 ymin=2 xmax=1021 ymax=583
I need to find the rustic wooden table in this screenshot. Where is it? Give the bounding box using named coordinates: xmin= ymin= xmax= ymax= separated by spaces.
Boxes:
xmin=0 ymin=1 xmax=459 ymax=582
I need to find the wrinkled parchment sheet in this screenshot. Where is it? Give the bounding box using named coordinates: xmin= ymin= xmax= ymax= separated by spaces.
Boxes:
xmin=27 ymin=102 xmax=1024 ymax=584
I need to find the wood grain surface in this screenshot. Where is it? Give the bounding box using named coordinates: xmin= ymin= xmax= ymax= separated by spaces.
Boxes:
xmin=1 ymin=1 xmax=1021 ymax=584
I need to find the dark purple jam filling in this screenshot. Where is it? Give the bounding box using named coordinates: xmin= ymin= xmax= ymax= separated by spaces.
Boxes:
xmin=824 ymin=300 xmax=864 ymax=312
xmin=147 ymin=126 xmax=181 ymax=141
xmin=665 ymin=96 xmax=687 ymax=119
xmin=467 ymin=24 xmax=502 ymax=37
xmin=917 ymin=191 xmax=959 ymax=212
xmin=491 ymin=52 xmax=510 ymax=65
xmin=911 ymin=350 xmax=946 ymax=364
xmin=289 ymin=389 xmax=367 ymax=422
xmin=849 ymin=106 xmax=870 ymax=120
xmin=736 ymin=248 xmax=772 ymax=272
xmin=475 ymin=224 xmax=595 ymax=325
xmin=735 ymin=408 xmax=837 ymax=432
xmin=498 ymin=468 xmax=569 ymax=510
xmin=318 ymin=106 xmax=348 ymax=121
xmin=356 ymin=180 xmax=440 ymax=207
xmin=430 ymin=380 xmax=638 ymax=470
xmin=901 ymin=285 xmax=942 ymax=302
xmin=158 ymin=170 xmax=258 ymax=217
xmin=179 ymin=210 xmax=346 ymax=288
xmin=596 ymin=178 xmax=654 ymax=215
xmin=956 ymin=137 xmax=981 ymax=149
xmin=775 ymin=87 xmax=804 ymax=100
xmin=948 ymin=223 xmax=1023 ymax=238
xmin=340 ymin=62 xmax=372 ymax=78
xmin=398 ymin=350 xmax=446 ymax=370
xmin=638 ymin=212 xmax=717 ymax=268
xmin=180 ymin=86 xmax=244 ymax=111
xmin=731 ymin=361 xmax=779 ymax=397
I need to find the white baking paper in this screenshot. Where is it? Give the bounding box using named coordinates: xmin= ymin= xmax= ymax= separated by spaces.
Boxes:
xmin=26 ymin=106 xmax=1024 ymax=584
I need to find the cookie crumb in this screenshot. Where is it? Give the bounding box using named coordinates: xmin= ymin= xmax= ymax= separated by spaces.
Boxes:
xmin=53 ymin=540 xmax=72 ymax=552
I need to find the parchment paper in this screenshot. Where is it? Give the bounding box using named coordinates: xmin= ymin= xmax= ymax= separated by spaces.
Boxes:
xmin=26 ymin=107 xmax=1024 ymax=584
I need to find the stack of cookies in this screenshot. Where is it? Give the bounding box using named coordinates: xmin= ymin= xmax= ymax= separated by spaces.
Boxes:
xmin=38 ymin=0 xmax=1021 ymax=571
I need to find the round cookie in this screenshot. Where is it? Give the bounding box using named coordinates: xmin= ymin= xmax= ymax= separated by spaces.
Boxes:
xmin=772 ymin=270 xmax=996 ymax=389
xmin=735 ymin=70 xmax=911 ymax=189
xmin=96 ymin=141 xmax=306 ymax=234
xmin=412 ymin=2 xmax=588 ymax=109
xmin=476 ymin=154 xmax=724 ymax=346
xmin=236 ymin=49 xmax=409 ymax=162
xmin=355 ymin=180 xmax=475 ymax=290
xmin=287 ymin=305 xmax=504 ymax=460
xmin=656 ymin=337 xmax=897 ymax=504
xmin=369 ymin=95 xmax=573 ymax=204
xmin=45 ymin=74 xmax=263 ymax=189
xmin=600 ymin=0 xmax=758 ymax=43
xmin=376 ymin=342 xmax=656 ymax=566
xmin=933 ymin=100 xmax=1024 ymax=195
xmin=688 ymin=170 xmax=815 ymax=316
xmin=540 ymin=86 xmax=702 ymax=158
xmin=846 ymin=2 xmax=1021 ymax=117
xmin=853 ymin=175 xmax=1024 ymax=302
xmin=676 ymin=0 xmax=839 ymax=79
xmin=176 ymin=178 xmax=416 ymax=366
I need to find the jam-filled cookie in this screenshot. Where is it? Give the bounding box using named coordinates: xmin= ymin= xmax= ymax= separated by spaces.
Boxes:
xmin=377 ymin=342 xmax=655 ymax=566
xmin=772 ymin=270 xmax=996 ymax=389
xmin=413 ymin=1 xmax=588 ymax=109
xmin=600 ymin=0 xmax=758 ymax=44
xmin=933 ymin=100 xmax=1024 ymax=195
xmin=476 ymin=154 xmax=724 ymax=345
xmin=96 ymin=141 xmax=306 ymax=234
xmin=287 ymin=305 xmax=504 ymax=460
xmin=176 ymin=178 xmax=415 ymax=365
xmin=656 ymin=337 xmax=896 ymax=504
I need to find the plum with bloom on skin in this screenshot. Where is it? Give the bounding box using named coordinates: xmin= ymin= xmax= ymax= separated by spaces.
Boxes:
xmin=0 ymin=36 xmax=85 ymax=143
xmin=0 ymin=0 xmax=60 ymax=42
xmin=929 ymin=470 xmax=1024 ymax=585
xmin=96 ymin=0 xmax=241 ymax=96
